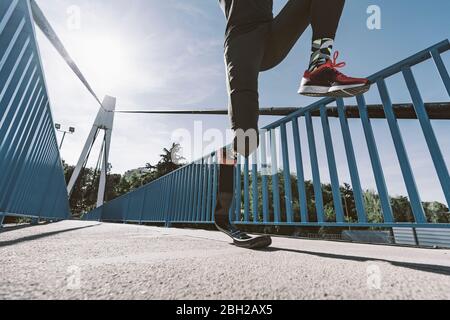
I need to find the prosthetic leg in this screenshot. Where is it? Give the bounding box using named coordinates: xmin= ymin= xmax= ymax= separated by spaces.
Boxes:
xmin=214 ymin=147 xmax=272 ymax=249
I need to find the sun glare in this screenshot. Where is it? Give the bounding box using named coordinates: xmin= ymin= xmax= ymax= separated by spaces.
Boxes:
xmin=69 ymin=34 xmax=130 ymax=94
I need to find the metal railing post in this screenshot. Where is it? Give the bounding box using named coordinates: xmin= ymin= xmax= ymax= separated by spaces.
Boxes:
xmin=305 ymin=112 xmax=324 ymax=223
xmin=320 ymin=105 xmax=345 ymax=223
xmin=336 ymin=98 xmax=367 ymax=223
xmin=356 ymin=95 xmax=394 ymax=223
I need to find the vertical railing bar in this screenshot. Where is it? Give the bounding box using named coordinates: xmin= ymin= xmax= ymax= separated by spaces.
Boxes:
xmin=204 ymin=155 xmax=211 ymax=221
xmin=206 ymin=155 xmax=213 ymax=222
xmin=320 ymin=105 xmax=345 ymax=223
xmin=173 ymin=172 xmax=180 ymax=222
xmin=152 ymin=185 xmax=157 ymax=221
xmin=260 ymin=131 xmax=270 ymax=222
xmin=150 ymin=185 xmax=155 ymax=221
xmin=179 ymin=166 xmax=187 ymax=222
xmin=201 ymin=157 xmax=208 ymax=222
xmin=211 ymin=155 xmax=218 ymax=222
xmin=155 ymin=185 xmax=160 ymax=221
xmin=152 ymin=185 xmax=159 ymax=221
xmin=164 ymin=176 xmax=172 ymax=223
xmin=124 ymin=194 xmax=131 ymax=223
xmin=305 ymin=112 xmax=324 ymax=223
xmin=280 ymin=123 xmax=294 ymax=223
xmin=162 ymin=177 xmax=171 ymax=224
xmin=235 ymin=156 xmax=242 ymax=222
xmin=160 ymin=182 xmax=165 ymax=221
xmin=188 ymin=163 xmax=196 ymax=222
xmin=159 ymin=183 xmax=164 ymax=221
xmin=292 ymin=118 xmax=308 ymax=223
xmin=191 ymin=161 xmax=199 ymax=222
xmin=174 ymin=169 xmax=182 ymax=222
xmin=162 ymin=180 xmax=168 ymax=221
xmin=431 ymin=49 xmax=450 ymax=97
xmin=270 ymin=128 xmax=281 ymax=223
xmin=167 ymin=175 xmax=175 ymax=223
xmin=356 ymin=94 xmax=394 ymax=222
xmin=170 ymin=174 xmax=180 ymax=222
xmin=196 ymin=159 xmax=204 ymax=222
xmin=174 ymin=172 xmax=180 ymax=223
xmin=336 ymin=98 xmax=367 ymax=223
xmin=167 ymin=174 xmax=176 ymax=224
xmin=141 ymin=186 xmax=151 ymax=223
xmin=138 ymin=186 xmax=147 ymax=224
xmin=171 ymin=170 xmax=179 ymax=222
xmin=377 ymin=79 xmax=427 ymax=223
xmin=195 ymin=160 xmax=201 ymax=222
xmin=177 ymin=169 xmax=184 ymax=222
xmin=243 ymin=156 xmax=250 ymax=222
xmin=161 ymin=175 xmax=169 ymax=222
xmin=251 ymin=151 xmax=259 ymax=223
xmin=403 ymin=66 xmax=450 ymax=208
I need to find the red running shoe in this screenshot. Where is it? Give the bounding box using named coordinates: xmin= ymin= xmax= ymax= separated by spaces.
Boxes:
xmin=298 ymin=51 xmax=371 ymax=98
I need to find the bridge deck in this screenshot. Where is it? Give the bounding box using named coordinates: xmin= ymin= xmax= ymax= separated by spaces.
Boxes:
xmin=0 ymin=221 xmax=449 ymax=300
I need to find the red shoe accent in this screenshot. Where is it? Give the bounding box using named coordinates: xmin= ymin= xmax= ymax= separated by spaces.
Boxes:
xmin=298 ymin=51 xmax=371 ymax=98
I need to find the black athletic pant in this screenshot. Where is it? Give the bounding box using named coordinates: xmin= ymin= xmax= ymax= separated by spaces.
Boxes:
xmin=222 ymin=0 xmax=345 ymax=157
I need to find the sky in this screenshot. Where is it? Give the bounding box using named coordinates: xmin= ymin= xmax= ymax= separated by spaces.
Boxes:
xmin=34 ymin=0 xmax=450 ymax=203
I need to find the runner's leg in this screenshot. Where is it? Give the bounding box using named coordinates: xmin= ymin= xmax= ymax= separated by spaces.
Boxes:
xmin=262 ymin=0 xmax=345 ymax=71
xmin=224 ymin=25 xmax=267 ymax=158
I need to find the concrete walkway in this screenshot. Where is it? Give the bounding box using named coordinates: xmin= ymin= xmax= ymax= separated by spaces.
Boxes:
xmin=0 ymin=220 xmax=449 ymax=300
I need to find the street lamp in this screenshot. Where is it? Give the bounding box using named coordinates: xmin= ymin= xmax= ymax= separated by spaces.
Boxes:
xmin=55 ymin=123 xmax=76 ymax=150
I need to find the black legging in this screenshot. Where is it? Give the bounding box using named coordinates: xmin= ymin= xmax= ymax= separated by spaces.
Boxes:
xmin=221 ymin=0 xmax=345 ymax=156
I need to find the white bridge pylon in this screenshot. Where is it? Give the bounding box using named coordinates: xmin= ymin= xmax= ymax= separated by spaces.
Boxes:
xmin=67 ymin=96 xmax=116 ymax=208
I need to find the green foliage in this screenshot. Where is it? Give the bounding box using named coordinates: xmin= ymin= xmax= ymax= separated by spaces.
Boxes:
xmin=363 ymin=190 xmax=383 ymax=223
xmin=235 ymin=169 xmax=449 ymax=224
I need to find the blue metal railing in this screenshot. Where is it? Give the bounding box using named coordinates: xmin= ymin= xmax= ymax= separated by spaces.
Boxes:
xmin=0 ymin=0 xmax=70 ymax=225
xmin=88 ymin=40 xmax=450 ymax=229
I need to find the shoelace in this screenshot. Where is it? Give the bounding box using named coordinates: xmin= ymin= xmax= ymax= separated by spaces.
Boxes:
xmin=328 ymin=51 xmax=346 ymax=75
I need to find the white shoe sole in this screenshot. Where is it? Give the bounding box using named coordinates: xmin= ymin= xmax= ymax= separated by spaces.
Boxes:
xmin=297 ymin=78 xmax=329 ymax=96
xmin=297 ymin=85 xmax=330 ymax=95
xmin=329 ymin=83 xmax=368 ymax=92
xmin=298 ymin=78 xmax=371 ymax=98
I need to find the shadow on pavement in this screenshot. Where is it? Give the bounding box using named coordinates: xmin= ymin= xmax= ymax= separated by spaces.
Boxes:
xmin=0 ymin=224 xmax=100 ymax=248
xmin=0 ymin=222 xmax=54 ymax=234
xmin=265 ymin=247 xmax=450 ymax=276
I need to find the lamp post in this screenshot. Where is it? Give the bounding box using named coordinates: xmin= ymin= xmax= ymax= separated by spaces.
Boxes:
xmin=55 ymin=123 xmax=75 ymax=150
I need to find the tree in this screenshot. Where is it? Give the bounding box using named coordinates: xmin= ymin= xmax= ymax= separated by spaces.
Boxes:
xmin=391 ymin=196 xmax=414 ymax=222
xmin=153 ymin=143 xmax=185 ymax=179
xmin=424 ymin=202 xmax=450 ymax=223
xmin=362 ymin=190 xmax=383 ymax=223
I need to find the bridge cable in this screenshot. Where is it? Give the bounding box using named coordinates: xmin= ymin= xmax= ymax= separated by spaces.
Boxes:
xmin=30 ymin=0 xmax=106 ymax=111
